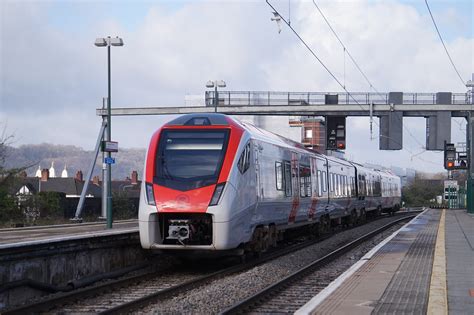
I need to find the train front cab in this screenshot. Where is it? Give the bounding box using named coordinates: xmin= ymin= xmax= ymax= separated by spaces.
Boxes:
xmin=138 ymin=114 xmax=256 ymax=254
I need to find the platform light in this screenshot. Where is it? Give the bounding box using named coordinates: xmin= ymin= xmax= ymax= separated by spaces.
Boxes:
xmin=95 ymin=36 xmax=124 ymax=229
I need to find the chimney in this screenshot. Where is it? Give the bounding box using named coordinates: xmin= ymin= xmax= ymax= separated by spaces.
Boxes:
xmin=131 ymin=171 xmax=138 ymax=185
xmin=75 ymin=170 xmax=83 ymax=182
xmin=93 ymin=175 xmax=100 ymax=186
xmin=41 ymin=169 xmax=49 ymax=181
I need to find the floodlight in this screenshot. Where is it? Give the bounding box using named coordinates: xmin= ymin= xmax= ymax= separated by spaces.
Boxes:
xmin=110 ymin=37 xmax=124 ymax=47
xmin=206 ymin=81 xmax=215 ymax=88
xmin=95 ymin=38 xmax=107 ymax=47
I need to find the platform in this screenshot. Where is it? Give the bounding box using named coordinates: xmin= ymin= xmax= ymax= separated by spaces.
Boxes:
xmin=0 ymin=220 xmax=138 ymax=249
xmin=296 ymin=209 xmax=474 ymax=315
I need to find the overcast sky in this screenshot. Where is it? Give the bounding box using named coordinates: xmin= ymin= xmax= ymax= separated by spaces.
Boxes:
xmin=1 ymin=0 xmax=473 ymax=173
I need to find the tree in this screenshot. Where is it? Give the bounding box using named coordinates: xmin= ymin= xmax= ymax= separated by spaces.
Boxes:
xmin=402 ymin=174 xmax=443 ymax=207
xmin=0 ymin=127 xmax=24 ymax=225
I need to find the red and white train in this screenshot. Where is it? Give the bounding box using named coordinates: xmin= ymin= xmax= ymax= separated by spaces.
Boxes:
xmin=139 ymin=114 xmax=401 ymax=254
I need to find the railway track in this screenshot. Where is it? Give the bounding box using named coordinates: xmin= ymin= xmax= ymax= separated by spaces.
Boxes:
xmin=221 ymin=214 xmax=417 ymax=314
xmin=3 ymin=227 xmax=327 ymax=314
xmin=3 ymin=211 xmax=419 ymax=314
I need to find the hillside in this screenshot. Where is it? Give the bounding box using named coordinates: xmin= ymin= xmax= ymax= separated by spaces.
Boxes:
xmin=3 ymin=143 xmax=146 ymax=181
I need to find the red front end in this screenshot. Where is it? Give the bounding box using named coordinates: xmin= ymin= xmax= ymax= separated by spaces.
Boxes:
xmin=140 ymin=114 xmax=243 ymax=248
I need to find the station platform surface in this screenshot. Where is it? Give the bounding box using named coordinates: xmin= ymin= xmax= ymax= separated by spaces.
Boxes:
xmin=0 ymin=220 xmax=138 ymax=249
xmin=297 ymin=209 xmax=474 ymax=315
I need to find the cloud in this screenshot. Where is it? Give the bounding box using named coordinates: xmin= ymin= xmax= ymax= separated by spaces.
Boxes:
xmin=1 ymin=0 xmax=472 ymax=173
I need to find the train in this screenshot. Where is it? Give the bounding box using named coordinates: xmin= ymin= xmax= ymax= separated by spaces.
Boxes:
xmin=139 ymin=113 xmax=401 ymax=255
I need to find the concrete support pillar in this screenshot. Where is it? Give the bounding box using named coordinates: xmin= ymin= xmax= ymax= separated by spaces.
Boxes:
xmin=380 ymin=92 xmax=403 ymax=150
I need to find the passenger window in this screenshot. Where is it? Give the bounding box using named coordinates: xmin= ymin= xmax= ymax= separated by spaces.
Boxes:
xmin=284 ymin=161 xmax=292 ymax=197
xmin=322 ymin=171 xmax=327 ymax=192
xmin=345 ymin=176 xmax=349 ymax=196
xmin=275 ymin=162 xmax=283 ymax=191
xmin=238 ymin=143 xmax=251 ymax=174
xmin=332 ymin=173 xmax=335 ymax=192
xmin=317 ymin=170 xmax=322 ymax=196
xmin=299 ymin=165 xmax=311 ymax=197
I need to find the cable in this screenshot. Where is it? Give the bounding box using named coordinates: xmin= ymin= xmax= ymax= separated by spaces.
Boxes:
xmin=312 ymin=0 xmax=426 ymax=148
xmin=425 ymin=0 xmax=466 ymax=87
xmin=266 ymin=0 xmax=439 ymax=165
xmin=266 ymin=1 xmax=370 ymax=114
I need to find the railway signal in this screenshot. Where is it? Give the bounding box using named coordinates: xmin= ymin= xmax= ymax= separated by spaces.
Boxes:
xmin=326 ymin=116 xmax=346 ymax=150
xmin=444 ymin=142 xmax=456 ymax=170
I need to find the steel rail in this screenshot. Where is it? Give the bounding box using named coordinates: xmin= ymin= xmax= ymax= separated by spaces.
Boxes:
xmin=2 ymin=212 xmax=418 ymax=314
xmin=2 ymin=230 xmax=328 ymax=314
xmin=220 ymin=214 xmax=418 ymax=315
xmin=100 ymin=212 xmax=419 ymax=314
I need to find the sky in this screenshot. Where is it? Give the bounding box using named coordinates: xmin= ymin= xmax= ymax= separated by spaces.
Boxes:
xmin=0 ymin=0 xmax=473 ymax=173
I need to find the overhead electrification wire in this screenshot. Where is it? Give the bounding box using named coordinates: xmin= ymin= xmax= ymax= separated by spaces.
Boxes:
xmin=311 ymin=0 xmax=426 ymax=149
xmin=266 ymin=0 xmax=439 ymax=165
xmin=265 ymin=0 xmax=370 ymax=114
xmin=311 ymin=0 xmax=384 ymax=101
xmin=425 ymin=0 xmax=466 ymax=87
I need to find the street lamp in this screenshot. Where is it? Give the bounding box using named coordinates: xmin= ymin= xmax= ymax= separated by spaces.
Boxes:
xmin=206 ymin=80 xmax=226 ymax=112
xmin=95 ymin=36 xmax=124 ymax=229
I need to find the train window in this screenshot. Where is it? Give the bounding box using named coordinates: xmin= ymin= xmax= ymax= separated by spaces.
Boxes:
xmin=375 ymin=180 xmax=381 ymax=196
xmin=345 ymin=176 xmax=349 ymax=196
xmin=336 ymin=175 xmax=340 ymax=196
xmin=341 ymin=175 xmax=346 ymax=196
xmin=238 ymin=143 xmax=251 ymax=174
xmin=317 ymin=170 xmax=322 ymax=196
xmin=284 ymin=161 xmax=292 ymax=197
xmin=275 ymin=162 xmax=283 ymax=191
xmin=341 ymin=175 xmax=344 ymax=196
xmin=352 ymin=177 xmax=356 ymax=197
xmin=322 ymin=171 xmax=327 ymax=192
xmin=155 ymin=129 xmax=229 ymax=191
xmin=299 ymin=165 xmax=311 ymax=197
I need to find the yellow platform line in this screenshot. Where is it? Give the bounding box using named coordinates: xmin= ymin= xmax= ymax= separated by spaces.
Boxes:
xmin=427 ymin=209 xmax=448 ymax=315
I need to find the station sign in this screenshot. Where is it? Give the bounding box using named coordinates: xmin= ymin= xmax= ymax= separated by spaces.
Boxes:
xmin=104 ymin=157 xmax=116 ymax=165
xmin=102 ymin=141 xmax=119 ymax=152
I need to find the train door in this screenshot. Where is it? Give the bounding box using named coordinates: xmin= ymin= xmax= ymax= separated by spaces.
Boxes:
xmin=254 ymin=142 xmax=263 ymax=202
xmin=308 ymin=157 xmax=318 ymax=220
xmin=288 ymin=152 xmax=300 ymax=223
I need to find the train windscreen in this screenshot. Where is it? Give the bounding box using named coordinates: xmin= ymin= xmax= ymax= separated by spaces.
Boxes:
xmin=155 ymin=129 xmax=230 ymax=191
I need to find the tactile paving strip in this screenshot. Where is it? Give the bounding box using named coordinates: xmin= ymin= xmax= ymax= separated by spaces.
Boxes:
xmin=371 ymin=210 xmax=441 ymax=314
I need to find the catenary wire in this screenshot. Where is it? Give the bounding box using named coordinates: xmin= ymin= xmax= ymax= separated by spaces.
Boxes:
xmin=266 ymin=0 xmax=439 ymax=165
xmin=311 ymin=0 xmax=426 ymax=149
xmin=424 ymin=0 xmax=466 ymax=87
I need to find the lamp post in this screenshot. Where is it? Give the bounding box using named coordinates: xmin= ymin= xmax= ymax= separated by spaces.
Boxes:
xmin=466 ymin=75 xmax=474 ymax=213
xmin=95 ymin=36 xmax=124 ymax=228
xmin=206 ymin=80 xmax=226 ymax=112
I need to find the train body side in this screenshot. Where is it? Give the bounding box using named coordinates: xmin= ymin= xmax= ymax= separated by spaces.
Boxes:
xmin=139 ymin=114 xmax=402 ymax=253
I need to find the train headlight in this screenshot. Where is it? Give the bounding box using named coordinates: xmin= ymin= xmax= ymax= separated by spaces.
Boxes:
xmin=209 ymin=182 xmax=226 ymax=206
xmin=145 ymin=182 xmax=156 ymax=206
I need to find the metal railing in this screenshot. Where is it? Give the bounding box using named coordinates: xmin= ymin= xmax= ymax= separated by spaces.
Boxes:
xmin=205 ymin=91 xmax=471 ymax=107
